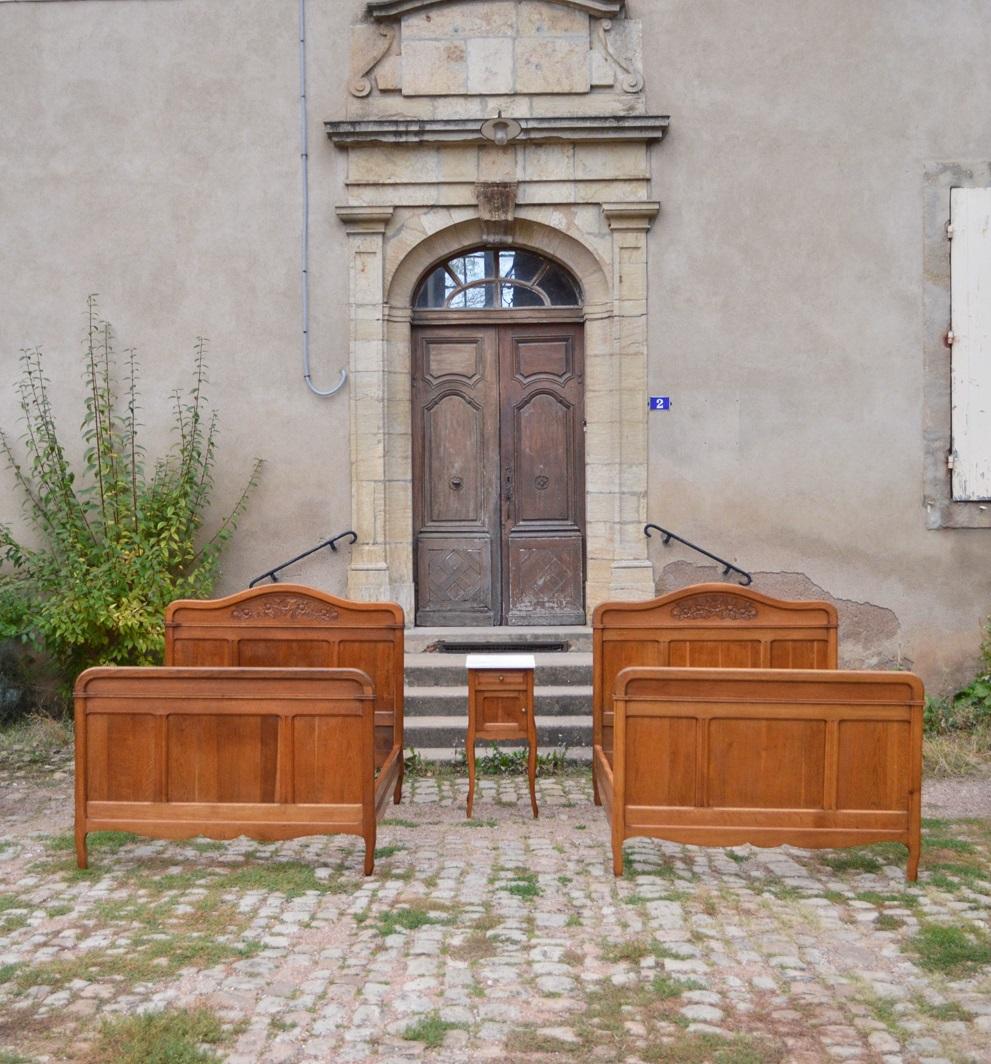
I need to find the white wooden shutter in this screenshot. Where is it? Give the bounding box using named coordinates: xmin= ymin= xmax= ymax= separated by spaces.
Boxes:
xmin=951 ymin=187 xmax=991 ymax=500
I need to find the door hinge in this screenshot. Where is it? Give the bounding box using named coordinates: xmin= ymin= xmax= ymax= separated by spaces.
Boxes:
xmin=947 ymin=452 xmax=955 ymax=471
xmin=944 ymin=328 xmax=956 ymax=348
xmin=946 ymin=220 xmax=954 ymax=240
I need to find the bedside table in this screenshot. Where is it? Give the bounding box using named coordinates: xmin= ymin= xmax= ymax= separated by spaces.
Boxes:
xmin=465 ymin=653 xmax=537 ymax=819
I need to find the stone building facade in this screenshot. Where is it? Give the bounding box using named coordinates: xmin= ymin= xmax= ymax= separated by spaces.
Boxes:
xmin=2 ymin=0 xmax=991 ymax=688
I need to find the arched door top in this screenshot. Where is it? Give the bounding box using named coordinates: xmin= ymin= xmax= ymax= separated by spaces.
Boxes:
xmin=414 ymin=246 xmax=582 ymax=311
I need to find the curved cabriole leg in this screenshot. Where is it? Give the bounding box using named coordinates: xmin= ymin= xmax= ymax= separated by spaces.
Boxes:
xmin=592 ymin=767 xmax=601 ymax=806
xmin=466 ymin=740 xmax=476 ymax=819
xmin=75 ymin=828 xmax=87 ymax=870
xmin=907 ymin=839 xmax=921 ymax=882
xmin=528 ymin=739 xmax=538 ymax=819
xmin=363 ymin=835 xmax=375 ymax=876
xmin=393 ymin=760 xmax=404 ymax=805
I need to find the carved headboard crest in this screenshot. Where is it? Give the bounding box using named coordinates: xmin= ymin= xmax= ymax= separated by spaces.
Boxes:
xmin=670 ymin=594 xmax=760 ymax=622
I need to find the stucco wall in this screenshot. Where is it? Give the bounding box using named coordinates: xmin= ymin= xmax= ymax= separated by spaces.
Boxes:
xmin=2 ymin=0 xmax=991 ymax=688
xmin=640 ymin=0 xmax=991 ymax=687
xmin=0 ymin=0 xmax=356 ymax=593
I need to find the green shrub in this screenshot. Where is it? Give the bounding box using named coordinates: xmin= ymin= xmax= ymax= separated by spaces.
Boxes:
xmin=0 ymin=298 xmax=261 ymax=688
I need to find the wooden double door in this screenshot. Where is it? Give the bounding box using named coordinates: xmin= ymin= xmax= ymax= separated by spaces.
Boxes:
xmin=412 ymin=322 xmax=585 ymax=626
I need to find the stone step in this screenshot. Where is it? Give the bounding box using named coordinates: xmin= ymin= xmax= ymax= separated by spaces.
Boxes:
xmin=405 ymin=745 xmax=593 ymax=764
xmin=405 ymin=684 xmax=592 ymax=717
xmin=404 ymin=651 xmax=591 ymax=688
xmin=405 ymin=625 xmax=592 ymax=654
xmin=404 ymin=715 xmax=592 ymax=751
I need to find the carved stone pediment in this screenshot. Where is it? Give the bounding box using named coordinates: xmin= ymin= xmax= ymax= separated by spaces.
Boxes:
xmin=368 ymin=0 xmax=625 ymax=18
xmin=350 ymin=0 xmax=643 ymax=100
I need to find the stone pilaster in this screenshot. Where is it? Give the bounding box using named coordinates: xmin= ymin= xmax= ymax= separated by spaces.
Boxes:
xmin=337 ymin=205 xmax=396 ymax=603
xmin=599 ymin=201 xmax=660 ymax=603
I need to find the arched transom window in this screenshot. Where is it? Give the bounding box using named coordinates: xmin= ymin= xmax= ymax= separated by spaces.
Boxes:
xmin=414 ymin=247 xmax=582 ymax=310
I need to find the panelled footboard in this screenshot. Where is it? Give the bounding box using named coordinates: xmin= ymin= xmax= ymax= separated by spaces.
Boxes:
xmin=610 ymin=668 xmax=923 ymax=880
xmin=74 ymin=667 xmax=382 ymax=874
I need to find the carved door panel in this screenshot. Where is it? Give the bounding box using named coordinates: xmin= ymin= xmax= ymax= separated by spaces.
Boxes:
xmin=412 ymin=323 xmax=585 ymax=625
xmin=412 ymin=328 xmax=501 ymax=625
xmin=500 ymin=325 xmax=586 ymax=625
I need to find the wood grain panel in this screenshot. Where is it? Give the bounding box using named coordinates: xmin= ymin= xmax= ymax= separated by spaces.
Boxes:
xmin=170 ymin=639 xmax=231 ymax=667
xmin=708 ymin=719 xmax=826 ymax=809
xmin=167 ymin=715 xmax=279 ymax=803
xmin=425 ymin=393 xmax=484 ymax=524
xmin=515 ymin=392 xmax=572 ymax=522
xmin=625 ymin=716 xmax=697 ymax=807
xmin=238 ymin=639 xmax=332 ymax=668
xmin=514 ymin=338 xmax=572 ymax=381
xmin=769 ymin=639 xmax=828 ymax=669
xmin=424 ymin=339 xmax=481 ymax=382
xmin=478 ymin=692 xmax=528 ymax=731
xmin=293 ymin=716 xmax=367 ymax=804
xmin=836 ymin=720 xmax=911 ymax=811
xmin=668 ymin=639 xmax=762 ymax=668
xmin=85 ymin=714 xmax=157 ymax=802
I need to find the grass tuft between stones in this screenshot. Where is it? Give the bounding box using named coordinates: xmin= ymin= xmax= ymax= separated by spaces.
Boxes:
xmin=83 ymin=1006 xmax=231 ymax=1064
xmin=906 ymin=922 xmax=991 ymax=976
xmin=402 ymin=1011 xmax=466 ymax=1048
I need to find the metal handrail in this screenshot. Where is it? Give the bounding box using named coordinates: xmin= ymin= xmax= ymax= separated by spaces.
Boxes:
xmin=248 ymin=530 xmax=358 ymax=588
xmin=644 ymin=524 xmax=752 ymax=586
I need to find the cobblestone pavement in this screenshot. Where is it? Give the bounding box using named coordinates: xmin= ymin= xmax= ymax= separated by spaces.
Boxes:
xmin=1 ymin=765 xmax=990 ymax=1063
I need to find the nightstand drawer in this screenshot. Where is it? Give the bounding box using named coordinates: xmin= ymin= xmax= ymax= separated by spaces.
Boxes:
xmin=473 ymin=670 xmax=528 ymax=691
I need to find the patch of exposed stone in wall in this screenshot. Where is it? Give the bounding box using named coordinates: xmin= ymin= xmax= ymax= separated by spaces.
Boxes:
xmin=657 ymin=561 xmax=907 ymax=671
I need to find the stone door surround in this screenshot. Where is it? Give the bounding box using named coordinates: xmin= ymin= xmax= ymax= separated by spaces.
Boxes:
xmin=328 ymin=0 xmax=667 ymax=621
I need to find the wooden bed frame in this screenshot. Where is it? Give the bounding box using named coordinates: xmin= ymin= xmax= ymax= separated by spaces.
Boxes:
xmin=74 ymin=667 xmax=389 ymax=873
xmin=592 ymin=584 xmax=838 ymax=807
xmin=165 ymin=584 xmax=404 ymax=806
xmin=609 ymin=667 xmax=924 ymax=880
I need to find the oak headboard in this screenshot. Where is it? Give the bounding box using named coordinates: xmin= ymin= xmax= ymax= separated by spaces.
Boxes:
xmin=593 ymin=583 xmax=838 ymax=759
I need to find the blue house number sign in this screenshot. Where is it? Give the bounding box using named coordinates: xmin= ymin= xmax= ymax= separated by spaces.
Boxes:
xmin=648 ymin=396 xmax=671 ymax=411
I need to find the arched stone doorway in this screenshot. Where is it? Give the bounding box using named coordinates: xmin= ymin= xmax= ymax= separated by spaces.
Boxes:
xmin=411 ymin=246 xmax=586 ymax=625
xmin=328 ymin=0 xmax=667 ymax=626
xmin=336 ymin=210 xmax=659 ymax=623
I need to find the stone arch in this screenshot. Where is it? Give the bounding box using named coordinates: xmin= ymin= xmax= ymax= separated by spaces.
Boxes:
xmin=385 ymin=216 xmax=611 ymax=316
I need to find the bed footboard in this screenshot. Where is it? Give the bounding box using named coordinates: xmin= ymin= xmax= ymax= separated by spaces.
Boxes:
xmin=611 ymin=668 xmax=923 ymax=881
xmin=74 ymin=667 xmax=380 ymax=874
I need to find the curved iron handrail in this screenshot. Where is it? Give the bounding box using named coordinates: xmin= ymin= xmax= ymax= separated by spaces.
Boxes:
xmin=644 ymin=524 xmax=752 ymax=586
xmin=249 ymin=530 xmax=358 ymax=588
